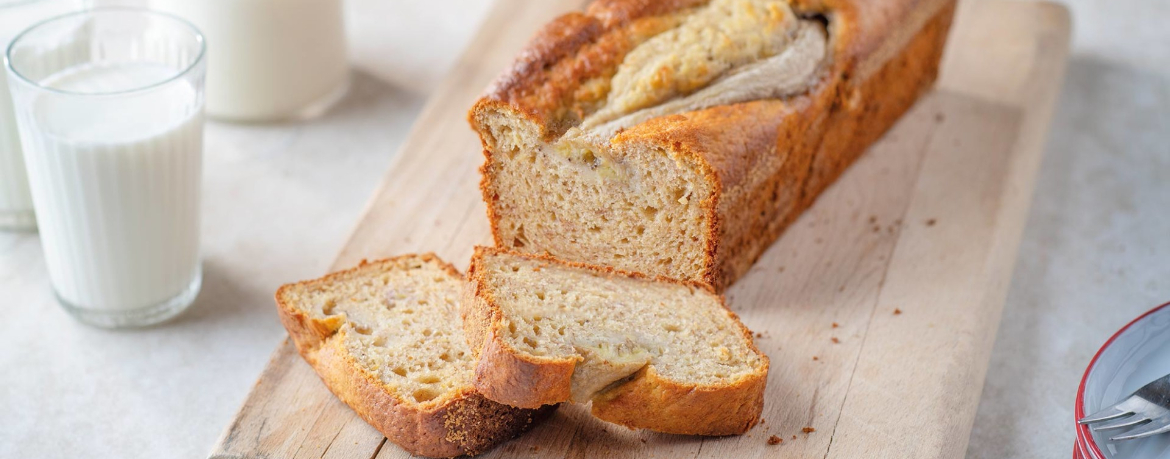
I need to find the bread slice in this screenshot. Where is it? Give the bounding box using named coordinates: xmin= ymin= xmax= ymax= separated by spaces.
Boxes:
xmin=462 ymin=246 xmax=768 ymax=435
xmin=470 ymin=0 xmax=957 ymax=290
xmin=276 ymin=254 xmax=554 ymax=458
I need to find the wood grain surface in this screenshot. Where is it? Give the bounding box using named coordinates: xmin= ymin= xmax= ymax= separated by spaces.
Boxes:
xmin=208 ymin=1 xmax=1070 ymax=458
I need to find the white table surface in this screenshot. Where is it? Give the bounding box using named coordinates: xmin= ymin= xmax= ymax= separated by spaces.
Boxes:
xmin=1 ymin=1 xmax=1166 ymax=458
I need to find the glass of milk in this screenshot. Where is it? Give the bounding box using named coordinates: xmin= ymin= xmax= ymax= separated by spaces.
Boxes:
xmin=6 ymin=8 xmax=206 ymax=327
xmin=150 ymin=0 xmax=349 ymax=122
xmin=0 ymin=0 xmax=85 ymax=231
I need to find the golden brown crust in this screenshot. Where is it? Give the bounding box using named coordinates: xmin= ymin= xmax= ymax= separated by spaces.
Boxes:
xmin=471 ymin=0 xmax=957 ymax=291
xmin=800 ymin=0 xmax=956 ymax=209
xmin=591 ymin=366 xmax=767 ymax=435
xmin=275 ymin=254 xmax=553 ymax=458
xmin=463 ymin=246 xmax=767 ymax=435
xmin=585 ymin=0 xmax=708 ymax=27
xmin=791 ymin=0 xmax=952 ymax=81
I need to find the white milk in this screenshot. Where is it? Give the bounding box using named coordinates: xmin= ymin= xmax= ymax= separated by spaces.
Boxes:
xmin=0 ymin=0 xmax=83 ymax=229
xmin=18 ymin=62 xmax=202 ymax=311
xmin=151 ymin=0 xmax=349 ymax=121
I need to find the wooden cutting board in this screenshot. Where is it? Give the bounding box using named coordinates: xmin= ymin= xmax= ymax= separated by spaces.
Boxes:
xmin=209 ymin=1 xmax=1070 ymax=458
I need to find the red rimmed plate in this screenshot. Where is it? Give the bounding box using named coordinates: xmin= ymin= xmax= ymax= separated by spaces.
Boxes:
xmin=1076 ymin=301 xmax=1170 ymax=459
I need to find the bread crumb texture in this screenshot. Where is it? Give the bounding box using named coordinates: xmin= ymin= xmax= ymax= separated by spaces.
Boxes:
xmin=284 ymin=257 xmax=472 ymax=404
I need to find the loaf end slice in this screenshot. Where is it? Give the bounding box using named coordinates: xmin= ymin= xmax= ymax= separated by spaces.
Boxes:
xmin=463 ymin=247 xmax=768 ymax=435
xmin=276 ymin=254 xmax=555 ymax=458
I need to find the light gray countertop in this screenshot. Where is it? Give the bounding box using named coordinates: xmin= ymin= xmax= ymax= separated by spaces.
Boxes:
xmin=1 ymin=1 xmax=1166 ymax=458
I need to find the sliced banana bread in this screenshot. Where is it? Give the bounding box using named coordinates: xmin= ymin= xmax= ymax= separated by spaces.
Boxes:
xmin=462 ymin=247 xmax=768 ymax=436
xmin=276 ymin=254 xmax=554 ymax=458
xmin=470 ymin=0 xmax=957 ymax=290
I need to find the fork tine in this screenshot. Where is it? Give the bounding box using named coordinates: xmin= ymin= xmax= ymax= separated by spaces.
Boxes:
xmin=1080 ymin=405 xmax=1135 ymax=425
xmin=1080 ymin=396 xmax=1149 ymax=424
xmin=1111 ymin=416 xmax=1170 ymax=441
xmin=1092 ymin=413 xmax=1150 ymax=431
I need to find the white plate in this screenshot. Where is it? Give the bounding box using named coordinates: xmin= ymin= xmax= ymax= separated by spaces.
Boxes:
xmin=1077 ymin=302 xmax=1170 ymax=459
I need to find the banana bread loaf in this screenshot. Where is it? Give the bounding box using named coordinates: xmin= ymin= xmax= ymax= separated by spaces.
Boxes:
xmin=470 ymin=0 xmax=956 ymax=290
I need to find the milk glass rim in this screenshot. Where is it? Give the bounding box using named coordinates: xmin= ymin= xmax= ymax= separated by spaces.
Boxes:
xmin=4 ymin=7 xmax=207 ymax=97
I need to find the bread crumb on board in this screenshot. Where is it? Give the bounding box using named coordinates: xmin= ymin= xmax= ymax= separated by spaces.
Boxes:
xmin=803 ymin=427 xmax=816 ymax=434
xmin=925 ymin=218 xmax=937 ymax=227
xmin=831 ymin=337 xmax=840 ymax=344
xmin=812 ymin=356 xmax=819 ymax=361
xmin=831 ymin=322 xmax=839 ymax=328
xmin=767 ymin=435 xmax=783 ymax=445
xmin=894 ymin=308 xmax=903 ymax=315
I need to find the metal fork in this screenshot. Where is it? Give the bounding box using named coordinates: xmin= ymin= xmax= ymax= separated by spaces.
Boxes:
xmin=1079 ymin=374 xmax=1170 ymax=441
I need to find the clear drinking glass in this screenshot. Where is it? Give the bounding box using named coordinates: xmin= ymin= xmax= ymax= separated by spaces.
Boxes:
xmin=6 ymin=8 xmax=206 ymax=327
xmin=0 ymin=0 xmax=85 ymax=231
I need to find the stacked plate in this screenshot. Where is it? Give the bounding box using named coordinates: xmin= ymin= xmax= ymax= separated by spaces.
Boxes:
xmin=1076 ymin=302 xmax=1170 ymax=458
